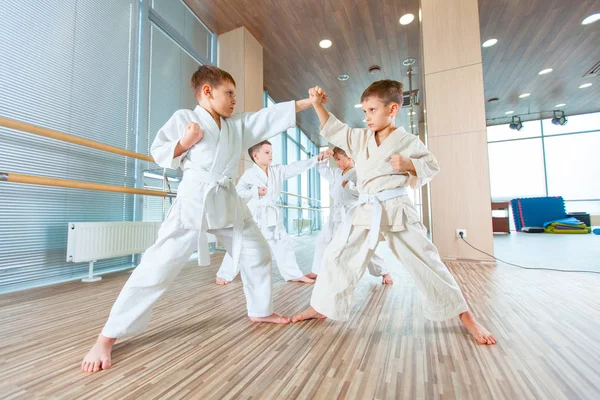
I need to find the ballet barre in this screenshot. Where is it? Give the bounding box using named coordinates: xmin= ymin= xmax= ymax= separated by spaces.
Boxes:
xmin=0 ymin=116 xmax=176 ymax=199
xmin=281 ymin=191 xmax=321 ymax=202
xmin=0 ymin=172 xmax=174 ymax=197
xmin=0 ymin=116 xmax=154 ymax=162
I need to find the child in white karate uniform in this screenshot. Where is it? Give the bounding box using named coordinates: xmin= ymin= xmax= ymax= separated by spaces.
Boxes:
xmin=293 ymin=81 xmax=496 ymax=346
xmin=216 ymin=141 xmax=330 ymax=285
xmin=309 ymin=147 xmax=393 ymax=285
xmin=81 ymin=66 xmax=317 ymax=373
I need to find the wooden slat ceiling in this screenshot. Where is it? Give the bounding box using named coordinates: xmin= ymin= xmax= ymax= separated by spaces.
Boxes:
xmin=479 ymin=0 xmax=600 ymax=126
xmin=185 ymin=0 xmax=600 ymax=145
xmin=184 ymin=0 xmax=422 ymax=146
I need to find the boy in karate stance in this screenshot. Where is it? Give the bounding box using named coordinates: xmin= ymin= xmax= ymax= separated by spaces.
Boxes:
xmin=292 ymin=81 xmax=496 ymax=346
xmin=308 ymin=147 xmax=393 ymax=285
xmin=82 ymin=65 xmax=316 ymax=373
xmin=216 ymin=141 xmax=330 ymax=285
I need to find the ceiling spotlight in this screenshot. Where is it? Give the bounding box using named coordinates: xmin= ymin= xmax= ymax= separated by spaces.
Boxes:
xmin=368 ymin=65 xmax=381 ymax=75
xmin=505 ymin=111 xmax=514 ymax=115
xmin=582 ymin=13 xmax=600 ymax=25
xmin=579 ymin=83 xmax=593 ymax=89
xmin=482 ymin=39 xmax=498 ymax=48
xmin=399 ymin=14 xmax=415 ymax=25
xmin=551 ymin=110 xmax=568 ymax=126
xmin=538 ymin=68 xmax=553 ymax=75
xmin=319 ymin=39 xmax=332 ymax=49
xmin=362 ymin=119 xmax=366 ymax=122
xmin=555 ymin=103 xmax=566 ymax=107
xmin=354 ymin=103 xmax=362 ymax=108
xmin=403 ymin=57 xmax=416 ymax=66
xmin=338 ymin=74 xmax=349 ymax=81
xmin=519 ymin=93 xmax=531 ymax=98
xmin=509 ymin=116 xmax=523 ymax=131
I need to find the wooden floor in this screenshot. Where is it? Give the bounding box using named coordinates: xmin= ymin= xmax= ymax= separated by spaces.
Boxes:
xmin=1 ymin=234 xmax=600 ymax=399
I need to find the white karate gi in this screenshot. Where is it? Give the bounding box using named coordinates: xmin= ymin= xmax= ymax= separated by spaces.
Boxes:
xmin=216 ymin=158 xmax=318 ymax=282
xmin=101 ymin=101 xmax=297 ymax=339
xmin=310 ymin=114 xmax=468 ymax=321
xmin=311 ymin=163 xmax=389 ymax=277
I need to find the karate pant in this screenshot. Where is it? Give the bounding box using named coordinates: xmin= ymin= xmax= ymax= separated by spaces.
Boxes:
xmin=311 ymin=218 xmax=468 ymax=321
xmin=217 ymin=226 xmax=305 ymax=282
xmin=101 ymin=216 xmax=272 ymax=339
xmin=311 ymin=221 xmax=389 ymax=277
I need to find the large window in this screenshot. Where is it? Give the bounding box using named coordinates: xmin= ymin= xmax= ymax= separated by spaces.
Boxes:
xmin=0 ymin=0 xmax=215 ymax=293
xmin=487 ymin=112 xmax=600 ymax=218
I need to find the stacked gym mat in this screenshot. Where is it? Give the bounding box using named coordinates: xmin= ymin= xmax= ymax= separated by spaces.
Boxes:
xmin=510 ymin=196 xmax=567 ymax=232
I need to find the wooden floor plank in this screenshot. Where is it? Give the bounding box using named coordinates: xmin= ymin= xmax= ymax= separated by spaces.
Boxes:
xmin=1 ymin=234 xmax=599 ymax=399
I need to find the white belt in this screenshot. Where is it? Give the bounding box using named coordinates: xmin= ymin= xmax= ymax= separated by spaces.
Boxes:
xmin=340 ymin=187 xmax=408 ymax=249
xmin=254 ymin=200 xmax=284 ymax=240
xmin=183 ymin=169 xmax=243 ymax=268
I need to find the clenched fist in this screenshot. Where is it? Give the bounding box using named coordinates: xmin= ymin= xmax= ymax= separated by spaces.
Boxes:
xmin=258 ymin=187 xmax=267 ymax=196
xmin=317 ymin=149 xmax=334 ymax=161
xmin=308 ymin=86 xmax=328 ymax=105
xmin=390 ymin=153 xmax=415 ymax=173
xmin=180 ymin=122 xmax=204 ymax=150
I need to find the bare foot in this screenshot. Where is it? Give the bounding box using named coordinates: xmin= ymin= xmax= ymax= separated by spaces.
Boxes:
xmin=216 ymin=277 xmax=229 ymax=286
xmin=459 ymin=311 xmax=497 ymax=345
xmin=81 ymin=334 xmax=116 ymax=373
xmin=381 ymin=272 xmax=393 ymax=285
xmin=249 ymin=313 xmax=290 ymax=324
xmin=292 ymin=306 xmax=327 ymax=323
xmin=290 ymin=275 xmax=315 ymax=284
xmin=306 ymin=272 xmax=318 ymax=279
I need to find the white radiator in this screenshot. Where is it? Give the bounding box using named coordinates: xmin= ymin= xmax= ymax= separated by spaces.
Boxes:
xmin=67 ymin=221 xmax=162 ymax=282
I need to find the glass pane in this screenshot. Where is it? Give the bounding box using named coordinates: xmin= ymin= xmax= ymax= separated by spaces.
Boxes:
xmin=152 ymin=0 xmax=212 ymax=62
xmin=270 ymin=133 xmax=283 ymax=165
xmin=545 ymin=131 xmax=600 ymax=200
xmin=542 ymin=112 xmax=600 ymax=136
xmin=565 ymin=201 xmax=600 ymax=215
xmin=487 ymin=121 xmax=542 ymax=142
xmin=487 ymin=139 xmax=546 ymax=200
xmin=300 ymin=130 xmax=310 ymax=152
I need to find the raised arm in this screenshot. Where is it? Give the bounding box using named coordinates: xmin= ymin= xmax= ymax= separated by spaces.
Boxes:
xmin=308 ymin=86 xmax=366 ymax=157
xmin=241 ymin=98 xmax=312 ymax=150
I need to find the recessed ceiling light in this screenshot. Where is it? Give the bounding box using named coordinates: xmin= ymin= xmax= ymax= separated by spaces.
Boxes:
xmin=538 ymin=68 xmax=553 ymax=75
xmin=338 ymin=74 xmax=349 ymax=81
xmin=519 ymin=93 xmax=531 ymax=98
xmin=319 ymin=39 xmax=332 ymax=49
xmin=579 ymin=83 xmax=593 ymax=89
xmin=354 ymin=104 xmax=362 ymax=108
xmin=362 ymin=119 xmax=366 ymax=122
xmin=399 ymin=14 xmax=415 ymax=25
xmin=482 ymin=39 xmax=498 ymax=48
xmin=505 ymin=111 xmax=514 ymax=115
xmin=555 ymin=103 xmax=566 ymax=107
xmin=582 ymin=13 xmax=600 ymax=25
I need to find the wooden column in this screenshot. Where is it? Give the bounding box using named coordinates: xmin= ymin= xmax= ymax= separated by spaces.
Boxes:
xmin=420 ymin=0 xmax=494 ymax=260
xmin=217 ymin=27 xmax=264 ymax=176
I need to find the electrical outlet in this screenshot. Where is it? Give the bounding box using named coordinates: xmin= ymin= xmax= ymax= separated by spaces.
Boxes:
xmin=456 ymin=229 xmax=467 ymax=238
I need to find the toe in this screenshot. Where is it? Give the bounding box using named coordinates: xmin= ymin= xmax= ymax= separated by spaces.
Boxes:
xmin=93 ymin=361 xmax=101 ymax=372
xmin=102 ymin=358 xmax=111 ymax=370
